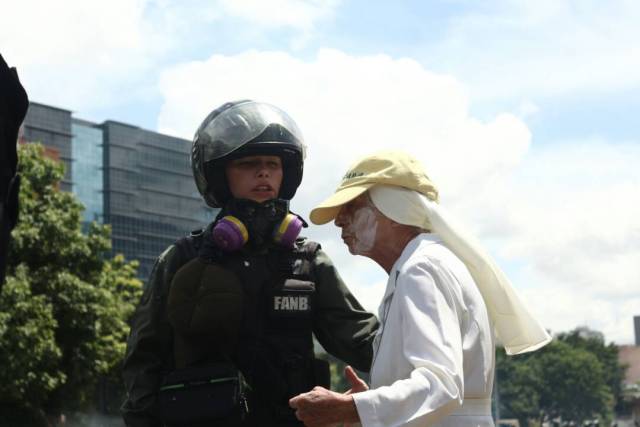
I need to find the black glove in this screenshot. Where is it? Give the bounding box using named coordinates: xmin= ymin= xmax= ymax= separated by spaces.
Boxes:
xmin=0 ymin=52 xmax=29 ymax=289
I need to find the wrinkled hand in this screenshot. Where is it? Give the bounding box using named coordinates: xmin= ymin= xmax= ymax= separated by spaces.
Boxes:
xmin=289 ymin=386 xmax=360 ymax=427
xmin=343 ymin=365 xmax=368 ymax=395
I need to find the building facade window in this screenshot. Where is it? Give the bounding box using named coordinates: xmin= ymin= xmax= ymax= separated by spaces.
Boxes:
xmin=72 ymin=121 xmax=104 ymax=225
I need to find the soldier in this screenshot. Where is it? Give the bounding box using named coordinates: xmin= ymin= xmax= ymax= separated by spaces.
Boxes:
xmin=121 ymin=100 xmax=379 ymax=427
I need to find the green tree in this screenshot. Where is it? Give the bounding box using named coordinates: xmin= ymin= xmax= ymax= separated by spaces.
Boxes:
xmin=495 ymin=349 xmax=542 ymax=426
xmin=556 ymin=327 xmax=626 ymax=414
xmin=0 ymin=143 xmax=142 ymax=424
xmin=496 ymin=327 xmax=623 ymax=427
xmin=537 ymin=340 xmax=613 ymax=425
xmin=0 ymin=265 xmax=64 ymax=423
xmin=327 ymin=353 xmax=351 ymax=392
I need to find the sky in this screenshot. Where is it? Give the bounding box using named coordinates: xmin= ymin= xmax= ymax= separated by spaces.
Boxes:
xmin=1 ymin=0 xmax=639 ymax=344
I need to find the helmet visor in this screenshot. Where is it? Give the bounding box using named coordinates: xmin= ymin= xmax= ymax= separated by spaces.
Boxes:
xmin=196 ymin=101 xmax=305 ymax=162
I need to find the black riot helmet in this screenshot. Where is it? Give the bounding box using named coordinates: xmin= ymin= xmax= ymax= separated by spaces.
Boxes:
xmin=191 ymin=100 xmax=307 ymax=208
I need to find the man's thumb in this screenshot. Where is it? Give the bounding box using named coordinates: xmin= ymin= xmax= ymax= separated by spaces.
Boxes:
xmin=289 ymin=394 xmax=301 ymax=408
xmin=344 ymin=365 xmax=368 ymax=391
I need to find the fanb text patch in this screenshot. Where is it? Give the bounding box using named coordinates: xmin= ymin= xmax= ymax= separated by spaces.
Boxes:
xmin=274 ymin=295 xmax=309 ymax=311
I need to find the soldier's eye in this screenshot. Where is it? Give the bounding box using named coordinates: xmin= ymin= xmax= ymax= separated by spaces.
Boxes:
xmin=236 ymin=160 xmax=256 ymax=168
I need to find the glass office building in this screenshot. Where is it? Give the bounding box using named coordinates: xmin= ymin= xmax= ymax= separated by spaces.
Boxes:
xmin=21 ymin=102 xmax=74 ymax=192
xmin=22 ymin=103 xmax=214 ymax=280
xmin=102 ymin=120 xmax=212 ymax=279
xmin=71 ymin=119 xmax=104 ymax=226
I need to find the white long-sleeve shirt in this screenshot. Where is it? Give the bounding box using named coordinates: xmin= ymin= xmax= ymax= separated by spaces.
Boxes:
xmin=352 ymin=233 xmax=495 ymax=427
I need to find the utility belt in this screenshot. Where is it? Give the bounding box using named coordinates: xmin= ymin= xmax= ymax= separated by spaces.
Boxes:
xmin=156 ymin=357 xmax=329 ymax=427
xmin=158 ymin=361 xmax=249 ymax=427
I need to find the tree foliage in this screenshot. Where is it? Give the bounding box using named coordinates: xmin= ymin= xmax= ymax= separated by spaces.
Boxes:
xmin=556 ymin=327 xmax=626 ymax=413
xmin=537 ymin=340 xmax=613 ymax=425
xmin=0 ymin=143 xmax=142 ymax=423
xmin=496 ymin=327 xmax=624 ymax=426
xmin=0 ymin=265 xmax=63 ymax=405
xmin=495 ymin=349 xmax=542 ymax=425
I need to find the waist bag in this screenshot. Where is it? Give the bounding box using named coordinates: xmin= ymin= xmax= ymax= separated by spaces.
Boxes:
xmin=158 ymin=362 xmax=249 ymax=426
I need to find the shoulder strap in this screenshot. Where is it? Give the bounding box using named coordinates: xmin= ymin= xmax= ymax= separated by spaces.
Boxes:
xmin=296 ymin=238 xmax=320 ymax=258
xmin=174 ymin=228 xmax=205 ymax=268
xmin=290 ymin=238 xmax=320 ymax=280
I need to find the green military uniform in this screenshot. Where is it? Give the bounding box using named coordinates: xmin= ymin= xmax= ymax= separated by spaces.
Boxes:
xmin=121 ymin=228 xmax=378 ymax=427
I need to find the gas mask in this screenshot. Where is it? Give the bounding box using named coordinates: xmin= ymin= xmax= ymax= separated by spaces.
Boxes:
xmin=212 ymin=198 xmax=304 ymax=251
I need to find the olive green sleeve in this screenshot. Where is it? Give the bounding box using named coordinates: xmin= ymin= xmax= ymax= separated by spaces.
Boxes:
xmin=121 ymin=245 xmax=181 ymax=427
xmin=312 ymin=249 xmax=379 ymax=372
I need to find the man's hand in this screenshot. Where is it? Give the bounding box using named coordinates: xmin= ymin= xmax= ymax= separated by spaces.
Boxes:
xmin=289 ymin=365 xmax=368 ymax=427
xmin=343 ymin=365 xmax=368 ymax=395
xmin=289 ymin=386 xmax=360 ymax=427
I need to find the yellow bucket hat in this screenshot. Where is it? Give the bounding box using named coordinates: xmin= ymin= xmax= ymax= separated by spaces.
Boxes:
xmin=310 ymin=151 xmax=439 ymax=225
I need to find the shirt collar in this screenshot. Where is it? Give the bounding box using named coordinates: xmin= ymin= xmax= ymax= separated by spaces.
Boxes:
xmin=380 ymin=232 xmax=442 ymax=304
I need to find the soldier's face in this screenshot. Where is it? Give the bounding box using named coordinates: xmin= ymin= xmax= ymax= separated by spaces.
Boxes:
xmin=225 ymin=155 xmax=283 ymax=203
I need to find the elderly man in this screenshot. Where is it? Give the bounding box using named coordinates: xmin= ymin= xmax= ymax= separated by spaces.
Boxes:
xmin=289 ymin=151 xmax=551 ymax=427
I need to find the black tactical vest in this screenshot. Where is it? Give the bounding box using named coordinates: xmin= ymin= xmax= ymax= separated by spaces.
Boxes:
xmin=171 ymin=229 xmax=330 ymax=427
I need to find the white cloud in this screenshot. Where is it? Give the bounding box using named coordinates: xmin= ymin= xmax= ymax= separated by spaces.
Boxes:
xmin=519 ymin=275 xmax=640 ymax=344
xmin=497 ymin=140 xmax=640 ymax=342
xmin=431 ymin=0 xmax=640 ymax=102
xmin=219 ymin=0 xmax=340 ymax=31
xmin=0 ymin=0 xmax=165 ymax=112
xmin=1 ymin=0 xmax=149 ymax=64
xmin=157 ymin=48 xmax=531 ymax=214
xmin=516 ymin=100 xmax=539 ymax=120
xmin=0 ymin=0 xmax=335 ymax=115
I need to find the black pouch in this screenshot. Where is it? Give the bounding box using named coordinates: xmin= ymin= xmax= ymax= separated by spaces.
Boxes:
xmin=158 ymin=362 xmax=249 ymax=427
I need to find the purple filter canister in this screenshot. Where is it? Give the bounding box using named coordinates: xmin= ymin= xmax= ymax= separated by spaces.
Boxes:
xmin=277 ymin=215 xmax=303 ymax=248
xmin=212 ymin=218 xmax=247 ymax=251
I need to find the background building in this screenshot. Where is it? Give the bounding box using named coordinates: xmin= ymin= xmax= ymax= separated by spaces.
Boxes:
xmin=21 ymin=102 xmax=213 ymax=279
xmin=101 ymin=120 xmax=211 ymax=278
xmin=21 ymin=102 xmax=74 ymax=192
xmin=617 ymin=316 xmax=640 ymax=426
